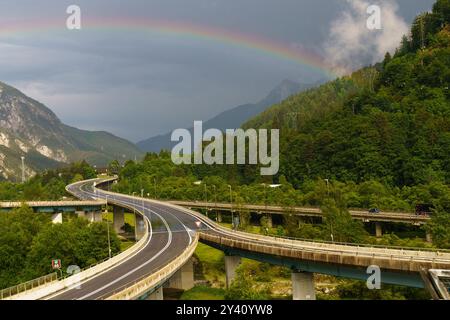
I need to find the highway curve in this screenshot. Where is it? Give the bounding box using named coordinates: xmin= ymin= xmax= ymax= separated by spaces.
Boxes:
xmin=48 ymin=178 xmax=198 ymax=300
xmin=48 ymin=178 xmax=450 ymax=299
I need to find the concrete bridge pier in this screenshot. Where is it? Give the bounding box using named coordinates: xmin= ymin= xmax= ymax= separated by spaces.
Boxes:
xmin=86 ymin=211 xmax=103 ymax=223
xmin=135 ymin=213 xmax=146 ymax=241
xmin=216 ymin=212 xmax=223 ymax=223
xmin=375 ymin=222 xmax=383 ymax=238
xmin=266 ymin=214 xmax=273 ymax=229
xmin=113 ymin=206 xmax=125 ymax=234
xmin=292 ymin=271 xmax=316 ymax=300
xmin=147 ymin=287 xmax=164 ymax=300
xmin=426 ymin=232 xmax=433 ymax=243
xmin=166 ymin=258 xmax=194 ymax=291
xmin=51 ymin=212 xmax=63 ymax=224
xmin=225 ymin=255 xmax=242 ymax=288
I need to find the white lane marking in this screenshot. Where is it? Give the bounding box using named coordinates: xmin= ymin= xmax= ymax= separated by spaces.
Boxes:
xmin=76 ymin=203 xmax=173 ymax=300
xmin=47 ymin=183 xmax=154 ymax=300
xmin=69 ymin=181 xmax=194 ymax=299
xmin=84 ymin=186 xmax=195 ymax=299
xmin=90 ymin=187 xmax=192 ymax=245
xmin=152 ymin=203 xmax=215 ymax=232
xmin=151 ymin=205 xmax=193 ymax=245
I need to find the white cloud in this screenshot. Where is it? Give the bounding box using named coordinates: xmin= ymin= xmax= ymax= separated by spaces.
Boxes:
xmin=324 ymin=0 xmax=409 ymax=75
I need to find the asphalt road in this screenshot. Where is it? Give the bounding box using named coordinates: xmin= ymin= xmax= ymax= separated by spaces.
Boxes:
xmin=49 ymin=179 xmax=198 ymax=300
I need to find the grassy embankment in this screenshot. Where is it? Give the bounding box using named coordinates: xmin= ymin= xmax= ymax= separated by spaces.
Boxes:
xmin=102 ymin=212 xmax=136 ymax=251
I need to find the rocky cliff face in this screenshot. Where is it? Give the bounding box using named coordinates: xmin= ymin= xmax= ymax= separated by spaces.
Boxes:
xmin=0 ymin=81 xmax=142 ymax=181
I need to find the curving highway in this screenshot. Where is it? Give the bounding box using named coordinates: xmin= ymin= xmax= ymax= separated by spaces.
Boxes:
xmin=41 ymin=178 xmax=450 ymax=299
xmin=48 ymin=178 xmax=198 ymax=300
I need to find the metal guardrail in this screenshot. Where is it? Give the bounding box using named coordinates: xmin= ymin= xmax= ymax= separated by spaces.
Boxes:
xmin=0 ymin=273 xmax=58 ymax=300
xmin=106 ymin=234 xmax=199 ymax=300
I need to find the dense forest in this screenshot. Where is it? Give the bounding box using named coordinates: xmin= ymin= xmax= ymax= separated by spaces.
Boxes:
xmin=0 ymin=205 xmax=121 ymax=289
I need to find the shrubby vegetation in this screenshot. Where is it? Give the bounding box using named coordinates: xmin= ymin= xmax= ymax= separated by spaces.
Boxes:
xmin=330 ymin=280 xmax=431 ymax=301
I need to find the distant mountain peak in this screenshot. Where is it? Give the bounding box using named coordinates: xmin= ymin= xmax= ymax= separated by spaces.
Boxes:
xmin=137 ymin=79 xmax=315 ymax=152
xmin=263 ymin=79 xmax=302 ymax=104
xmin=0 ymin=81 xmax=142 ymax=181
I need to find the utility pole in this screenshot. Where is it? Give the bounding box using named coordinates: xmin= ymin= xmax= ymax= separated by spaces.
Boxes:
xmin=21 ymin=156 xmax=25 ymax=183
xmin=154 ymin=178 xmax=157 ymax=199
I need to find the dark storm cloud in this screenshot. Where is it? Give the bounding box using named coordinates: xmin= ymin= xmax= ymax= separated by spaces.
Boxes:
xmin=0 ymin=0 xmax=436 ymax=141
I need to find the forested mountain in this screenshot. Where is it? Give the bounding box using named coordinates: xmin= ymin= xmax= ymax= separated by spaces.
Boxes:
xmin=244 ymin=0 xmax=450 ymax=189
xmin=136 ymin=79 xmax=318 ymax=152
xmin=0 ymin=82 xmax=143 ymax=181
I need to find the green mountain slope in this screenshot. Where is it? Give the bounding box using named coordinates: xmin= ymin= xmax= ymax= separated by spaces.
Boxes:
xmin=0 ymin=81 xmax=142 ymax=181
xmin=137 ymin=79 xmax=317 ymax=152
xmin=243 ymin=0 xmax=450 ymax=188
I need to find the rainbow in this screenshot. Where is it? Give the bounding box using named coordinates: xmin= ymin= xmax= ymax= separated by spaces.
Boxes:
xmin=0 ymin=17 xmax=342 ymax=77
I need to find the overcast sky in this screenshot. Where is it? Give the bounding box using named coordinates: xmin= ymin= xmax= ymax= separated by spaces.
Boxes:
xmin=0 ymin=0 xmax=435 ymax=142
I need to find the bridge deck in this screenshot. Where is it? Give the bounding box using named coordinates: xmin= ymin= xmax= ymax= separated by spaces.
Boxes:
xmin=170 ymin=201 xmax=430 ymax=224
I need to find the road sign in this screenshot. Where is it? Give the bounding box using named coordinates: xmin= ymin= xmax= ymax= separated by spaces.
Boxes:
xmin=52 ymin=259 xmax=61 ymax=270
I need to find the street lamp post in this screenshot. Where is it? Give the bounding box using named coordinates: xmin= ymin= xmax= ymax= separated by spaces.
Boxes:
xmin=325 ymin=179 xmax=330 ymax=196
xmin=132 ymin=192 xmax=137 ymax=215
xmin=204 ymin=183 xmax=208 ymax=216
xmin=263 ymin=183 xmax=268 ymax=211
xmin=141 ymin=188 xmax=145 ymax=217
xmin=213 ymin=185 xmax=217 ymax=221
xmin=228 ymin=185 xmax=234 ymax=230
xmin=21 ymin=156 xmax=25 ymax=183
xmin=105 ymin=195 xmax=112 ymax=259
xmin=106 ymin=218 xmax=112 ymax=259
